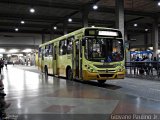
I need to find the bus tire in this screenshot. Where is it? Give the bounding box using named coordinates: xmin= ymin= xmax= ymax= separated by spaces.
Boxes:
xmin=98 ymin=80 xmax=106 ymax=84
xmin=44 ymin=66 xmax=48 ymax=76
xmin=67 ymin=68 xmax=73 ymax=80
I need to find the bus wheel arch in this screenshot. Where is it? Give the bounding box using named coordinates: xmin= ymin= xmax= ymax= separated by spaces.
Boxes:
xmin=66 ymin=66 xmax=73 ymax=80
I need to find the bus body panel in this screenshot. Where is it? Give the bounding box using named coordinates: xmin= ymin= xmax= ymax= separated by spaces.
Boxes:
xmin=45 ymin=56 xmax=53 ymax=74
xmin=58 ymin=54 xmax=72 ymax=77
xmin=38 ymin=27 xmax=125 ymax=81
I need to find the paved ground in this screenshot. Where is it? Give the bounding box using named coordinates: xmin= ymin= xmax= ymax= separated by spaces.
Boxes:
xmin=14 ymin=65 xmax=40 ymax=73
xmin=107 ymin=78 xmax=160 ymax=101
xmin=14 ymin=65 xmax=160 ymax=101
xmin=1 ymin=65 xmax=160 ymax=120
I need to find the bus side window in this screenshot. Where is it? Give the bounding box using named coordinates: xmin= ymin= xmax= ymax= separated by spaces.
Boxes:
xmin=49 ymin=44 xmax=53 ymax=56
xmin=45 ymin=45 xmax=49 ymax=57
xmin=59 ymin=40 xmax=67 ymax=55
xmin=67 ymin=36 xmax=74 ymax=54
xmin=38 ymin=47 xmax=41 ymax=58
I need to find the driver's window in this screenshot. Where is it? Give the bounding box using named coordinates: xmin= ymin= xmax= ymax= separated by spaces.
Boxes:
xmin=93 ymin=44 xmax=101 ymax=57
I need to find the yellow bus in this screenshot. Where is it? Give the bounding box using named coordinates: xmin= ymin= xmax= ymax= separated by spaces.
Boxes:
xmin=38 ymin=27 xmax=125 ymax=84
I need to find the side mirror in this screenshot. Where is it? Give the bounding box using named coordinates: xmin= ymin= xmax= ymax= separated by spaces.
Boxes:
xmin=82 ymin=39 xmax=86 ymax=46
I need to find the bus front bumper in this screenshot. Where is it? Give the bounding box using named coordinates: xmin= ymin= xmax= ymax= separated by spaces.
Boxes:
xmin=82 ymin=70 xmax=125 ymax=80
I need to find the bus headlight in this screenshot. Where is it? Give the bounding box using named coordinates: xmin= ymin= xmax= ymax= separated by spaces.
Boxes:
xmin=117 ymin=67 xmax=125 ymax=72
xmin=118 ymin=69 xmax=122 ymax=72
xmin=88 ymin=68 xmax=96 ymax=72
xmin=85 ymin=64 xmax=97 ymax=72
xmin=90 ymin=68 xmax=94 ymax=72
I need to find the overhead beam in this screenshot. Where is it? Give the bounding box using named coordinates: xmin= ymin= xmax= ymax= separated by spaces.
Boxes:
xmin=55 ymin=11 xmax=79 ymax=25
xmin=0 ymin=0 xmax=81 ymax=10
xmin=0 ymin=44 xmax=39 ymax=49
xmin=0 ymin=23 xmax=82 ymax=30
xmin=0 ymin=13 xmax=115 ymax=26
xmin=0 ymin=28 xmax=63 ymax=35
xmin=0 ymin=15 xmax=153 ymax=28
xmin=0 ymin=22 xmax=51 ymax=29
xmin=93 ymin=7 xmax=156 ymax=17
xmin=0 ymin=27 xmax=153 ymax=35
xmin=0 ymin=0 xmax=157 ymax=17
xmin=0 ymin=13 xmax=62 ymax=23
xmin=126 ymin=17 xmax=145 ymax=24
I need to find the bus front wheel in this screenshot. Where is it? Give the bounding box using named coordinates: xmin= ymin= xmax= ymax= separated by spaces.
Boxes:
xmin=67 ymin=68 xmax=73 ymax=80
xmin=98 ymin=80 xmax=106 ymax=84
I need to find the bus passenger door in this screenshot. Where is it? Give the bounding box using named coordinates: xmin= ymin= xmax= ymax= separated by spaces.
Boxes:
xmin=48 ymin=44 xmax=53 ymax=74
xmin=73 ymin=40 xmax=80 ymax=78
xmin=38 ymin=47 xmax=42 ymax=70
xmin=41 ymin=48 xmax=45 ymax=72
xmin=53 ymin=45 xmax=57 ymax=75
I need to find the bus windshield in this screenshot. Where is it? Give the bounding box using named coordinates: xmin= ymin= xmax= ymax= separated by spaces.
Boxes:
xmin=84 ymin=37 xmax=124 ymax=62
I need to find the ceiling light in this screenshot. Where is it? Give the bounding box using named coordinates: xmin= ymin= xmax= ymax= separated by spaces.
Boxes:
xmin=134 ymin=23 xmax=138 ymax=27
xmin=145 ymin=29 xmax=148 ymax=32
xmin=0 ymin=48 xmax=5 ymax=53
xmin=148 ymin=47 xmax=153 ymax=50
xmin=68 ymin=18 xmax=72 ymax=22
xmin=7 ymin=54 xmax=11 ymax=57
xmin=91 ymin=25 xmax=95 ymax=28
xmin=22 ymin=49 xmax=32 ymax=53
xmin=15 ymin=28 xmax=19 ymax=32
xmin=53 ymin=26 xmax=57 ymax=30
xmin=93 ymin=5 xmax=98 ymax=10
xmin=158 ymin=2 xmax=160 ymax=6
xmin=18 ymin=54 xmax=23 ymax=57
xmin=30 ymin=8 xmax=35 ymax=13
xmin=9 ymin=49 xmax=18 ymax=53
xmin=21 ymin=21 xmax=25 ymax=24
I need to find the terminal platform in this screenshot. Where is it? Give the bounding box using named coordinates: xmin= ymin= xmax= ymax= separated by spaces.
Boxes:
xmin=1 ymin=65 xmax=160 ymax=120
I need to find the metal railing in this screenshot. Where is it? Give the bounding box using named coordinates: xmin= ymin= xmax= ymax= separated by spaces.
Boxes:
xmin=125 ymin=61 xmax=160 ymax=80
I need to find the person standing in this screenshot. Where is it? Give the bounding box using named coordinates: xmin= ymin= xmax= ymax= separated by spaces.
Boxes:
xmin=135 ymin=56 xmax=140 ymax=61
xmin=0 ymin=59 xmax=4 ymax=75
xmin=4 ymin=59 xmax=7 ymax=69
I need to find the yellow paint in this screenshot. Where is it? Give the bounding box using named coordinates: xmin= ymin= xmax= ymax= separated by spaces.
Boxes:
xmin=38 ymin=27 xmax=125 ymax=81
xmin=82 ymin=70 xmax=125 ymax=80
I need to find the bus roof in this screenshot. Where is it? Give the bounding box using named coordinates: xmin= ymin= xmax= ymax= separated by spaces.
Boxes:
xmin=39 ymin=27 xmax=119 ymax=47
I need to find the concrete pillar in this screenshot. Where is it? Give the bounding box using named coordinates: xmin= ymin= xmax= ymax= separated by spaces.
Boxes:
xmin=153 ymin=18 xmax=159 ymax=57
xmin=124 ymin=29 xmax=128 ymax=41
xmin=42 ymin=33 xmax=45 ymax=44
xmin=115 ymin=0 xmax=124 ymax=39
xmin=82 ymin=6 xmax=89 ymax=27
xmin=50 ymin=27 xmax=54 ymax=40
xmin=144 ymin=32 xmax=148 ymax=50
xmin=63 ymin=20 xmax=68 ymax=35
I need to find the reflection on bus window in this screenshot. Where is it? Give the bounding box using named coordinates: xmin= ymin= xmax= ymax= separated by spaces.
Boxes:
xmin=85 ymin=38 xmax=124 ymax=62
xmin=67 ymin=37 xmax=74 ymax=54
xmin=59 ymin=40 xmax=67 ymax=55
xmin=49 ymin=44 xmax=53 ymax=56
xmin=45 ymin=45 xmax=49 ymax=57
